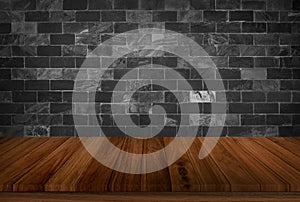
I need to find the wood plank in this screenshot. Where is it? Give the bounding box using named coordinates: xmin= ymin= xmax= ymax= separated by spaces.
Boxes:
xmin=12 ymin=138 xmax=82 ymax=191
xmin=2 ymin=192 xmax=300 ymax=202
xmin=235 ymin=138 xmax=300 ymax=191
xmin=44 ymin=138 xmax=94 ymax=192
xmin=0 ymin=138 xmax=68 ymax=191
xmin=199 ymin=138 xmax=260 ymax=191
xmin=0 ymin=137 xmax=300 ymax=192
xmin=221 ymin=138 xmax=288 ymax=192
xmin=0 ymin=138 xmax=49 ymax=172
xmin=141 ymin=138 xmax=171 ymax=192
xmin=0 ymin=138 xmax=31 ymax=157
xmin=187 ymin=138 xmax=230 ymax=192
xmin=108 ymin=138 xmax=142 ymax=192
xmin=165 ymin=137 xmax=201 ymax=191
xmin=253 ymin=138 xmax=300 ymax=172
xmin=0 ymin=137 xmax=11 ymax=144
xmin=269 ymin=138 xmax=300 ymax=158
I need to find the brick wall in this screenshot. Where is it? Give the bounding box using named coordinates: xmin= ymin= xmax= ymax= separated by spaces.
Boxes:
xmin=0 ymin=0 xmax=299 ymax=137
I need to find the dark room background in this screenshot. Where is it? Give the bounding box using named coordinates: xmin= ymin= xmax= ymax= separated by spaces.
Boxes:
xmin=0 ymin=0 xmax=299 ymax=137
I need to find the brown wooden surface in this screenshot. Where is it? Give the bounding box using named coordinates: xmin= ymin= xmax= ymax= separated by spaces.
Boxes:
xmin=0 ymin=137 xmax=300 ymax=192
xmin=1 ymin=192 xmax=300 ymax=202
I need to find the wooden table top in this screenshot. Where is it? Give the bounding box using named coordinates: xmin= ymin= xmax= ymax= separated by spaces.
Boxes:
xmin=0 ymin=137 xmax=300 ymax=192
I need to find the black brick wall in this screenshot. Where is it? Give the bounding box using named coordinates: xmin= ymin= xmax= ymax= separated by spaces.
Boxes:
xmin=0 ymin=0 xmax=299 ymax=137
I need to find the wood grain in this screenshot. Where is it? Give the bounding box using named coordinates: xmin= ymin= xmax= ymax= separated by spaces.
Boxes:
xmin=0 ymin=137 xmax=300 ymax=192
xmin=1 ymin=192 xmax=300 ymax=202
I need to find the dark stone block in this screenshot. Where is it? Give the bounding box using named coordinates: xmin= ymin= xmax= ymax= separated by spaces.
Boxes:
xmin=37 ymin=23 xmax=62 ymax=33
xmin=89 ymin=0 xmax=112 ymax=9
xmin=266 ymin=46 xmax=289 ymax=56
xmin=218 ymin=91 xmax=241 ymax=102
xmin=37 ymin=46 xmax=61 ymax=56
xmin=25 ymin=11 xmax=49 ymax=22
xmin=267 ymin=23 xmax=291 ymax=33
xmin=229 ymin=11 xmax=253 ymax=21
xmin=191 ymin=22 xmax=215 ymax=33
xmin=178 ymin=80 xmax=202 ymax=90
xmin=0 ymin=69 xmax=10 ymax=79
xmin=229 ymin=34 xmax=253 ymax=45
xmin=229 ymin=103 xmax=253 ymax=113
xmin=50 ymin=34 xmax=75 ymax=45
xmin=255 ymin=57 xmax=278 ymax=67
xmin=292 ymin=23 xmax=300 ymax=33
xmin=50 ymin=126 xmax=74 ymax=136
xmin=114 ymin=23 xmax=138 ymax=33
xmin=153 ymin=11 xmax=177 ymax=22
xmin=101 ymin=11 xmax=126 ymax=22
xmin=279 ymin=126 xmax=300 ymax=137
xmin=50 ymin=11 xmax=75 ymax=22
xmin=204 ymin=11 xmax=227 ymax=22
xmin=229 ymin=80 xmax=253 ymax=90
xmin=280 ymin=104 xmax=300 ymax=114
xmin=0 ymin=23 xmax=11 ymax=34
xmin=13 ymin=91 xmax=36 ymax=102
xmin=153 ymin=57 xmax=177 ymax=68
xmin=51 ymin=80 xmax=74 ymax=90
xmin=242 ymin=115 xmax=266 ymax=125
xmin=267 ymin=0 xmax=292 ymax=10
xmin=12 ymin=114 xmax=37 ymax=125
xmin=100 ymin=80 xmax=125 ymax=91
xmin=255 ymin=11 xmax=279 ymax=22
xmin=280 ymin=80 xmax=300 ymax=91
xmin=267 ymin=69 xmax=292 ymax=79
xmin=12 ymin=0 xmax=36 ymax=10
xmin=76 ymin=11 xmax=100 ymax=22
xmin=203 ymin=103 xmax=228 ymax=114
xmin=242 ymin=22 xmax=266 ymax=33
xmin=156 ymin=126 xmax=177 ymax=137
xmin=267 ymin=115 xmax=292 ymax=125
xmin=217 ymin=22 xmax=241 ymax=33
xmin=50 ymin=57 xmax=75 ymax=68
xmin=25 ymin=80 xmax=49 ymax=90
xmin=0 ymin=80 xmax=23 ymax=91
xmin=218 ymin=69 xmax=241 ymax=79
xmin=165 ymin=68 xmax=190 ymax=79
xmin=165 ymin=23 xmax=190 ymax=33
xmin=0 ymin=115 xmax=11 ymax=126
xmin=95 ymin=92 xmax=112 ymax=103
xmin=254 ymin=34 xmax=279 ymax=45
xmin=38 ymin=92 xmax=62 ymax=102
xmin=63 ymin=0 xmax=87 ymax=10
xmin=50 ymin=103 xmax=72 ymax=114
xmin=240 ymin=46 xmax=265 ymax=56
xmin=12 ymin=46 xmax=36 ymax=57
xmin=280 ymin=34 xmax=300 ymax=45
xmin=64 ymin=46 xmax=87 ymax=56
xmin=216 ymin=0 xmax=240 ymax=9
xmin=63 ymin=23 xmax=88 ymax=33
xmin=25 ymin=57 xmax=49 ymax=68
xmin=0 ymin=57 xmax=24 ymax=68
xmin=254 ymin=103 xmax=278 ymax=113
xmin=101 ymin=126 xmax=126 ymax=137
xmin=114 ymin=0 xmax=138 ymax=9
xmin=229 ymin=57 xmax=254 ymax=68
xmin=139 ymin=0 xmax=164 ymax=10
xmin=0 ymin=104 xmax=24 ymax=114
xmin=293 ymin=115 xmax=300 ymax=125
xmin=242 ymin=92 xmax=265 ymax=102
xmin=293 ymin=0 xmax=300 ymax=10
xmin=242 ymin=0 xmax=266 ymax=9
xmin=267 ymin=92 xmax=291 ymax=102
xmin=190 ymin=0 xmax=215 ymax=9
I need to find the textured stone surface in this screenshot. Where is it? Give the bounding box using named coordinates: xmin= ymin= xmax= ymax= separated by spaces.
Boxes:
xmin=0 ymin=0 xmax=298 ymax=137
